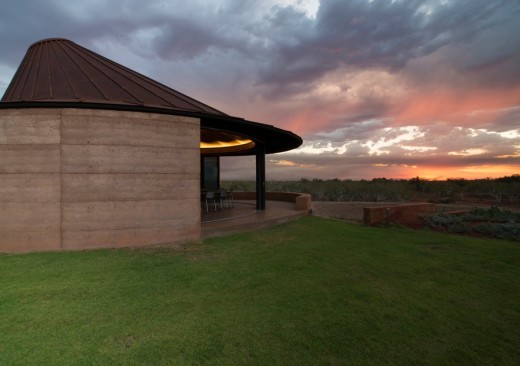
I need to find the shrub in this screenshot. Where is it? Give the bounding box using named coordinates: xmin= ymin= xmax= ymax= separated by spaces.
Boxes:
xmin=424 ymin=206 xmax=519 ymax=241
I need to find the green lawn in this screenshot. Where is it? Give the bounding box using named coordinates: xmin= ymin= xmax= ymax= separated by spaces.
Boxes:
xmin=1 ymin=216 xmax=518 ymax=365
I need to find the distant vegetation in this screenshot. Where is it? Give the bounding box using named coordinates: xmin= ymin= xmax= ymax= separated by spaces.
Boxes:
xmin=222 ymin=175 xmax=520 ymax=203
xmin=423 ymin=206 xmax=520 ymax=241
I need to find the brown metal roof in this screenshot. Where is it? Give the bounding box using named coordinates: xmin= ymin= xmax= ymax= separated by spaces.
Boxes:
xmin=0 ymin=38 xmax=302 ymax=154
xmin=1 ymin=38 xmax=226 ymax=115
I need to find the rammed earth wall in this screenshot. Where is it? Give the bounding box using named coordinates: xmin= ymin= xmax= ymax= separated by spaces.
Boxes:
xmin=0 ymin=108 xmax=200 ymax=252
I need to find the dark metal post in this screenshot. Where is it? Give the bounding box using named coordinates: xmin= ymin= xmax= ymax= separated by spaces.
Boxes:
xmin=255 ymin=143 xmax=266 ymax=210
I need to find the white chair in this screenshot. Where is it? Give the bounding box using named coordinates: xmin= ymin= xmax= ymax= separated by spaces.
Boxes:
xmin=218 ymin=189 xmax=230 ymax=210
xmin=204 ymin=191 xmax=218 ymax=212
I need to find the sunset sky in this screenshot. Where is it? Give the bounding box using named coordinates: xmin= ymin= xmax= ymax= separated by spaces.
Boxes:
xmin=1 ymin=0 xmax=519 ymax=180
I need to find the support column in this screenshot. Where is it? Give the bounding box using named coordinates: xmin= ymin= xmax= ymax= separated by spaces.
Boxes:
xmin=255 ymin=143 xmax=266 ymax=211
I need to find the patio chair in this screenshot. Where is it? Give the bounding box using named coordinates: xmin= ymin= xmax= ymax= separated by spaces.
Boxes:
xmin=204 ymin=191 xmax=218 ymax=212
xmin=218 ymin=189 xmax=231 ymax=210
xmin=227 ymin=188 xmax=234 ymax=208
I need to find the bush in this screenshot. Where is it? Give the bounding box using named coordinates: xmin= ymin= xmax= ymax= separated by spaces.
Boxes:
xmin=475 ymin=222 xmax=520 ymax=241
xmin=423 ymin=206 xmax=519 ymax=241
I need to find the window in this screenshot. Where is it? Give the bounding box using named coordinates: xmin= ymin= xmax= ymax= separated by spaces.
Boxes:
xmin=201 ymin=156 xmax=219 ymax=191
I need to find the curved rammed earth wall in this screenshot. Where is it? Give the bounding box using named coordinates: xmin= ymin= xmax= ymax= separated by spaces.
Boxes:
xmin=0 ymin=108 xmax=200 ymax=252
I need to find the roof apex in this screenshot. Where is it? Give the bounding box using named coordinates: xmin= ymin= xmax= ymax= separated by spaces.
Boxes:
xmin=30 ymin=37 xmax=70 ymax=46
xmin=1 ymin=38 xmax=226 ymax=116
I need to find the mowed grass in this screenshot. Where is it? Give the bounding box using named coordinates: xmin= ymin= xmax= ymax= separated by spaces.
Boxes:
xmin=1 ymin=217 xmax=518 ymax=365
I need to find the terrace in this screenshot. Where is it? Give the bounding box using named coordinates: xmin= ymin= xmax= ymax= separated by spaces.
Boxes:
xmin=201 ymin=192 xmax=312 ymax=238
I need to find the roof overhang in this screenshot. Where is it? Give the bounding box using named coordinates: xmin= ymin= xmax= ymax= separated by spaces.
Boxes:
xmin=0 ymin=38 xmax=302 ymax=155
xmin=0 ymin=101 xmax=302 ymax=155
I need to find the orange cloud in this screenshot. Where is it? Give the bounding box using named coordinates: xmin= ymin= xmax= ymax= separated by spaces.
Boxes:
xmin=393 ymin=87 xmax=520 ymax=125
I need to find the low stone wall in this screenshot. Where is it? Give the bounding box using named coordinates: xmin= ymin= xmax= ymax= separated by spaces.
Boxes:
xmin=363 ymin=203 xmax=435 ymax=226
xmin=232 ymin=191 xmax=312 ymax=211
xmin=313 ymin=202 xmax=436 ymax=225
xmin=312 ymin=202 xmax=392 ymax=223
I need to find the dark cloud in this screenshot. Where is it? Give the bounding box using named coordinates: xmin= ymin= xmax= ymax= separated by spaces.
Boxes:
xmin=313 ymin=118 xmax=386 ymax=142
xmin=256 ymin=0 xmax=520 ymax=95
xmin=402 ymin=4 xmax=520 ymax=91
xmin=495 ymin=107 xmax=520 ymax=131
xmin=2 ymin=0 xmax=519 ymax=93
xmin=0 ymin=0 xmax=153 ymax=67
xmin=0 ymin=1 xmax=67 ymax=65
xmin=1 ymin=0 xmax=518 ymax=179
xmin=152 ymin=20 xmax=221 ymax=60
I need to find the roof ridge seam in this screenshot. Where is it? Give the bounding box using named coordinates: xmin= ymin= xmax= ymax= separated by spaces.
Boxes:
xmin=53 ymin=41 xmax=80 ymax=99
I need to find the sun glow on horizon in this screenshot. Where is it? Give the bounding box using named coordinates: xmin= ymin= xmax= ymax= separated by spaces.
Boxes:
xmin=362 ymin=164 xmax=520 ymax=181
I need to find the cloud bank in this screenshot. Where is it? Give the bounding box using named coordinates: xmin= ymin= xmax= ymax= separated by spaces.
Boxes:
xmin=1 ymin=0 xmax=519 ymax=179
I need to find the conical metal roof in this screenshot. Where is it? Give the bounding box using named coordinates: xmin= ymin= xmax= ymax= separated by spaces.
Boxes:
xmin=1 ymin=38 xmax=302 ymax=154
xmin=1 ymin=38 xmax=226 ymax=115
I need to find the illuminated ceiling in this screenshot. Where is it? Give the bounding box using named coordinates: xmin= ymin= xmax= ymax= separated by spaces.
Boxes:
xmin=200 ymin=129 xmax=255 ymax=155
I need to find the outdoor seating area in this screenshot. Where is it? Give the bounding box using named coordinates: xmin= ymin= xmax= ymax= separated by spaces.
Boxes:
xmin=201 ymin=199 xmax=309 ymax=238
xmin=201 ymin=189 xmax=234 ymax=213
xmin=201 ymin=191 xmax=312 ymax=237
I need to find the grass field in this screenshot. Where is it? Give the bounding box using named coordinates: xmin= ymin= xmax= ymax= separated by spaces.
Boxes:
xmin=1 ymin=216 xmax=519 ymax=365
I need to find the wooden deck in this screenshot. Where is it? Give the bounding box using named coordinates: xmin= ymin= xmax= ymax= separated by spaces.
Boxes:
xmin=201 ymin=200 xmax=310 ymax=238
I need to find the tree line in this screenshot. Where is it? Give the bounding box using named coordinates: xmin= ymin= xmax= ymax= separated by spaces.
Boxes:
xmin=222 ymin=175 xmax=520 ymax=203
